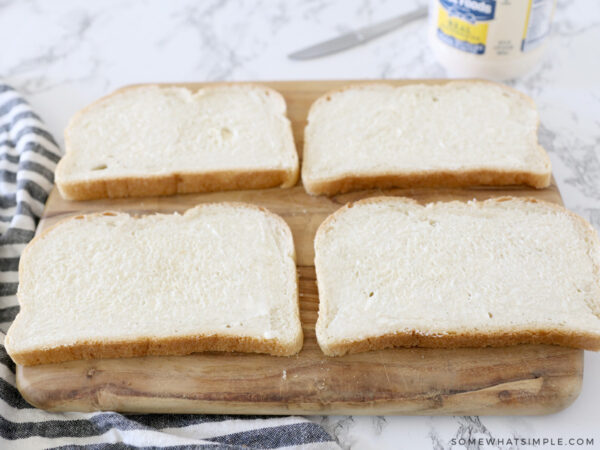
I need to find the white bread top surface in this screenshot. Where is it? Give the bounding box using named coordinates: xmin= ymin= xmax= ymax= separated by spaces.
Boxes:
xmin=303 ymin=81 xmax=551 ymax=183
xmin=315 ymin=197 xmax=600 ymax=345
xmin=6 ymin=203 xmax=300 ymax=354
xmin=57 ymin=84 xmax=298 ymax=182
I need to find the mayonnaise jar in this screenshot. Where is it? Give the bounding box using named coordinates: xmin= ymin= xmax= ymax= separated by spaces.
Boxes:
xmin=428 ymin=0 xmax=557 ymax=80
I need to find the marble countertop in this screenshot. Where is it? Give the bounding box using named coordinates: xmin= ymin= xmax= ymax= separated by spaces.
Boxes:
xmin=2 ymin=0 xmax=599 ymax=448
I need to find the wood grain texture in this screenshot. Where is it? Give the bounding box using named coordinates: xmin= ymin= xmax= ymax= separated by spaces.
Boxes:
xmin=17 ymin=80 xmax=583 ymax=415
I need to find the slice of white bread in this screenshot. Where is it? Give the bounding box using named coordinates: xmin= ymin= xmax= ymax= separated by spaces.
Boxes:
xmin=56 ymin=84 xmax=299 ymax=200
xmin=302 ymin=81 xmax=552 ymax=195
xmin=5 ymin=203 xmax=302 ymax=366
xmin=314 ymin=196 xmax=600 ymax=356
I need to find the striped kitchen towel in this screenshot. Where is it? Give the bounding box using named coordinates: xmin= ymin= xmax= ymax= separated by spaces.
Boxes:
xmin=0 ymin=82 xmax=339 ymax=449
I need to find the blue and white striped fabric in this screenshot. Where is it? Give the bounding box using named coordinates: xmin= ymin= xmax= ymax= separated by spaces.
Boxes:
xmin=0 ymin=83 xmax=339 ymax=449
xmin=0 ymin=83 xmax=60 ymax=328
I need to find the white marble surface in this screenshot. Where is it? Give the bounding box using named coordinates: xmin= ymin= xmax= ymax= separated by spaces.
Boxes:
xmin=1 ymin=0 xmax=599 ymax=448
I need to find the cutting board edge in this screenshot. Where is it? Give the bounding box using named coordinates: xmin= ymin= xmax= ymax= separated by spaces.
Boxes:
xmin=16 ymin=347 xmax=584 ymax=415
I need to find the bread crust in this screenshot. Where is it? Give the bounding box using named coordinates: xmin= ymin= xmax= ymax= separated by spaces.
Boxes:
xmin=57 ymin=168 xmax=297 ymax=201
xmin=7 ymin=202 xmax=303 ymax=366
xmin=57 ymin=84 xmax=299 ymax=200
xmin=304 ymin=168 xmax=551 ymax=196
xmin=8 ymin=333 xmax=303 ymax=366
xmin=320 ymin=329 xmax=600 ymax=357
xmin=315 ymin=196 xmax=600 ymax=356
xmin=302 ymin=80 xmax=552 ymax=195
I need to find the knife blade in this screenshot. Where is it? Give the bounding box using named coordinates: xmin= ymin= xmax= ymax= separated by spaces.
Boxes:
xmin=288 ymin=6 xmax=428 ymax=60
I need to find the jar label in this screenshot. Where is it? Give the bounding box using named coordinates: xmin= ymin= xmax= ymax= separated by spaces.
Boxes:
xmin=436 ymin=0 xmax=497 ymax=55
xmin=521 ymin=0 xmax=556 ymax=52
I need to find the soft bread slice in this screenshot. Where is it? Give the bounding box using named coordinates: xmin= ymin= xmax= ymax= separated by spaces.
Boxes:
xmin=5 ymin=203 xmax=302 ymax=366
xmin=56 ymin=84 xmax=299 ymax=200
xmin=302 ymin=81 xmax=551 ymax=195
xmin=314 ymin=197 xmax=600 ymax=356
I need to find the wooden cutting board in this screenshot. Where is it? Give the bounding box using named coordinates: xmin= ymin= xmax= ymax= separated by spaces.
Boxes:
xmin=16 ymin=80 xmax=583 ymax=415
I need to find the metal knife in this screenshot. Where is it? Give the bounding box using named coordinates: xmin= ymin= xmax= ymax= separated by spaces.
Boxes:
xmin=288 ymin=6 xmax=428 ymax=60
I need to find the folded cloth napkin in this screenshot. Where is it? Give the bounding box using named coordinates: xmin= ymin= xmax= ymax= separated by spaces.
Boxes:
xmin=0 ymin=83 xmax=339 ymax=449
